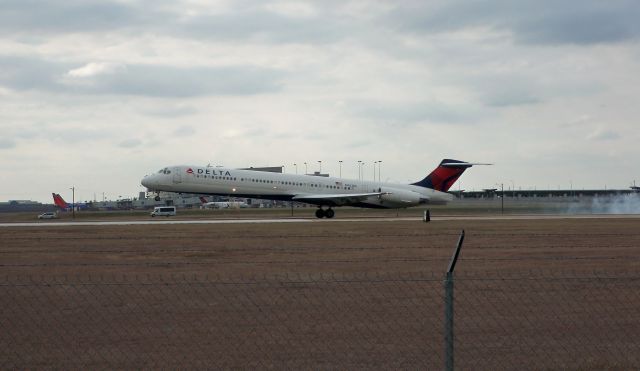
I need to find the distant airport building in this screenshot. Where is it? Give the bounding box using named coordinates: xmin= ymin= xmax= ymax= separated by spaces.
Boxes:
xmin=238 ymin=166 xmax=283 ymax=173
xmin=0 ymin=200 xmax=54 ymax=213
xmin=455 ymin=188 xmax=638 ymax=199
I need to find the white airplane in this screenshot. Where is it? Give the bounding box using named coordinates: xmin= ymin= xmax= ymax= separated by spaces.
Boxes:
xmin=141 ymin=159 xmax=486 ymax=218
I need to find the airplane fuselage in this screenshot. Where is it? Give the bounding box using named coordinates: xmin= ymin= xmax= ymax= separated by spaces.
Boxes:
xmin=141 ymin=165 xmax=453 ymax=209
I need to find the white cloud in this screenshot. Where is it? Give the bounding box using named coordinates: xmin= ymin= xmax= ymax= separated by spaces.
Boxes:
xmin=67 ymin=62 xmax=123 ymax=77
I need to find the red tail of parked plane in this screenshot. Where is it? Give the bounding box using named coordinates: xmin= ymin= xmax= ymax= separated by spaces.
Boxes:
xmin=52 ymin=193 xmax=70 ymax=209
xmin=52 ymin=193 xmax=88 ymax=210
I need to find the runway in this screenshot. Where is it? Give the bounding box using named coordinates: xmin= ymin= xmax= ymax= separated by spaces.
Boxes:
xmin=1 ymin=214 xmax=638 ymax=227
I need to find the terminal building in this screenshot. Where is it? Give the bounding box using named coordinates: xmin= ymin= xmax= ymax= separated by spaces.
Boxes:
xmin=453 ymin=188 xmax=638 ymax=199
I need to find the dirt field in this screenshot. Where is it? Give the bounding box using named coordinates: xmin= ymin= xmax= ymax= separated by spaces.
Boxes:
xmin=2 ymin=215 xmax=640 ymax=369
xmin=2 ymin=215 xmax=639 ymax=276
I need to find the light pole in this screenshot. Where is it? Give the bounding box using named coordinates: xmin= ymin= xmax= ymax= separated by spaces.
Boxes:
xmin=378 ymin=161 xmax=382 ymax=182
xmin=357 ymin=161 xmax=362 ymax=181
xmin=339 ymin=160 xmax=342 ymax=178
xmin=70 ymin=186 xmax=75 ymax=219
xmin=570 ymin=180 xmax=573 ymax=198
xmin=501 ymin=183 xmax=504 ymax=214
xmin=294 ymin=163 xmax=298 ymax=174
xmin=373 ymin=161 xmax=377 ymax=182
xmin=304 ymin=162 xmax=307 ymax=174
xmin=318 ymin=160 xmax=322 ymax=174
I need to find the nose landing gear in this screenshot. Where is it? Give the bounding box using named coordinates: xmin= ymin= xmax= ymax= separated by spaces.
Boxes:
xmin=315 ymin=207 xmax=335 ymax=219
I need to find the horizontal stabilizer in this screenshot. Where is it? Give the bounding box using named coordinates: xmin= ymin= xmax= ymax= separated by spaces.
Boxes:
xmin=441 ymin=162 xmax=493 ymax=167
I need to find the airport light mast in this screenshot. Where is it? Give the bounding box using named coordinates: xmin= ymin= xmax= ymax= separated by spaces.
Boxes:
xmin=501 ymin=183 xmax=504 ymax=214
xmin=374 ymin=161 xmax=377 ymax=181
xmin=70 ymin=186 xmax=75 ymax=219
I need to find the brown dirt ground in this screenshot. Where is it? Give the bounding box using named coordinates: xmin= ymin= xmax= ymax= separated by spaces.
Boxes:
xmin=1 ymin=215 xmax=640 ymax=369
xmin=2 ymin=216 xmax=639 ymax=276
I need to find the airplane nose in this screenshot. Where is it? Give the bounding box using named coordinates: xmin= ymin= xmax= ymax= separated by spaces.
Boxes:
xmin=141 ymin=175 xmax=154 ymax=189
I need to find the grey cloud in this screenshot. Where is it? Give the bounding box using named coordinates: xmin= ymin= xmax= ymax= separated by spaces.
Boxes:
xmin=173 ymin=125 xmax=196 ymax=137
xmin=179 ymin=10 xmax=347 ymax=44
xmin=3 ymin=1 xmax=638 ymax=47
xmin=0 ymin=0 xmax=351 ymax=44
xmin=85 ymin=65 xmax=283 ymax=97
xmin=47 ymin=127 xmax=107 ymax=142
xmin=588 ymin=129 xmax=621 ymax=141
xmin=118 ymin=138 xmax=142 ymax=148
xmin=348 ymin=100 xmax=483 ymax=125
xmin=0 ymin=56 xmax=65 ymax=91
xmin=0 ymin=0 xmax=139 ymax=34
xmin=0 ymin=138 xmax=17 ymax=149
xmin=139 ymin=105 xmax=198 ymax=118
xmin=470 ymin=75 xmax=542 ymax=107
xmin=10 ymin=122 xmax=112 ymax=143
xmin=513 ymin=7 xmax=639 ymax=45
xmin=0 ymin=56 xmax=283 ymax=97
xmin=484 ymin=92 xmax=540 ymax=107
xmin=387 ymin=0 xmax=640 ymax=45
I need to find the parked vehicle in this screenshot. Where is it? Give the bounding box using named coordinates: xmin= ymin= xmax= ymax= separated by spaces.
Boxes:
xmin=37 ymin=212 xmax=58 ymax=219
xmin=150 ymin=206 xmax=176 ymax=217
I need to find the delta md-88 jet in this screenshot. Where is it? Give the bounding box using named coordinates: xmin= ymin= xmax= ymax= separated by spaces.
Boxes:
xmin=141 ymin=159 xmax=487 ymax=218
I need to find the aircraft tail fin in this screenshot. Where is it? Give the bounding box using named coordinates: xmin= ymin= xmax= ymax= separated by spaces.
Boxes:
xmin=52 ymin=193 xmax=69 ymax=209
xmin=412 ymin=159 xmax=489 ymax=192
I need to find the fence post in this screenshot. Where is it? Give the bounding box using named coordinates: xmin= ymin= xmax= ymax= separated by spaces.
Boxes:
xmin=445 ymin=230 xmax=465 ymax=371
xmin=444 ymin=271 xmax=454 ymax=371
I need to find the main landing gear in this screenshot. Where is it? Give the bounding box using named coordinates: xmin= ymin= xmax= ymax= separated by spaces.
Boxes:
xmin=315 ymin=207 xmax=335 ymax=219
xmin=154 ymin=192 xmax=161 ymax=201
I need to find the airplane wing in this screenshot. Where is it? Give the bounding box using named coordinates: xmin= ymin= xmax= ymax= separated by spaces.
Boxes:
xmin=292 ymin=192 xmax=389 ymax=207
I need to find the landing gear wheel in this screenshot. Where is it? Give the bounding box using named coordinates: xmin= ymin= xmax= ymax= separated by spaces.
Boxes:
xmin=315 ymin=208 xmax=325 ymax=219
xmin=325 ymin=209 xmax=335 ymax=219
xmin=154 ymin=195 xmax=161 ymax=201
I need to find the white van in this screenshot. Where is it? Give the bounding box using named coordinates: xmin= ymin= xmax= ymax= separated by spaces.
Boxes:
xmin=150 ymin=206 xmax=177 ymax=217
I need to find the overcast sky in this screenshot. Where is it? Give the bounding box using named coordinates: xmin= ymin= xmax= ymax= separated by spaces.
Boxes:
xmin=2 ymin=0 xmax=639 ymax=203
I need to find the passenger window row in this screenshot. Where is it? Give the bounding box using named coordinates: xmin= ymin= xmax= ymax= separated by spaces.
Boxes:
xmin=193 ymin=174 xmax=352 ymax=190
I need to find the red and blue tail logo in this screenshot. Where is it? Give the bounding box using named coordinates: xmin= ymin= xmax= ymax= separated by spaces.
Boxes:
xmin=412 ymin=159 xmax=472 ymax=192
xmin=52 ymin=193 xmax=69 ymax=209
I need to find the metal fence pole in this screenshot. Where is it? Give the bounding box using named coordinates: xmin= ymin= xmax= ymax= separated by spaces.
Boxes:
xmin=445 ymin=230 xmax=465 ymax=371
xmin=445 ymin=271 xmax=454 ymax=371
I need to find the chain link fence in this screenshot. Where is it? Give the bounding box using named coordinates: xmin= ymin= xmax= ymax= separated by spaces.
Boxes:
xmin=2 ymin=271 xmax=639 ymax=369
